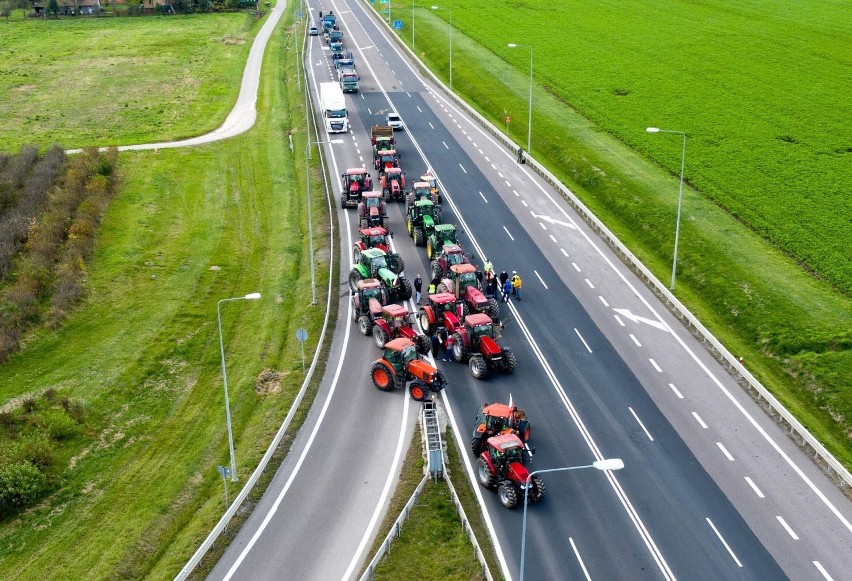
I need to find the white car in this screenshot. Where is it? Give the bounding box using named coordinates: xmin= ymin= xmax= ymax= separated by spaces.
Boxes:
xmin=386 ymin=112 xmax=403 ymax=131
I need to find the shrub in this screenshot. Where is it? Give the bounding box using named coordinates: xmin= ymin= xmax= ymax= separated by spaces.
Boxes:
xmin=37 ymin=407 xmax=79 ymax=441
xmin=0 ymin=461 xmax=48 ymax=514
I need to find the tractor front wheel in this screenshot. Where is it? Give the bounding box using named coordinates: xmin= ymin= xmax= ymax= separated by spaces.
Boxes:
xmin=485 ymin=298 xmax=500 ymax=321
xmin=408 ymin=380 xmax=429 ymax=401
xmin=418 ymin=309 xmax=433 ymax=335
xmin=370 ymin=362 xmax=395 ymax=392
xmin=498 ymin=482 xmax=519 ymax=509
xmin=476 ymin=457 xmax=498 ymax=489
xmin=469 ymin=354 xmax=489 ymax=380
xmin=471 ymin=436 xmax=486 ymax=456
xmin=502 ymin=348 xmax=517 ymax=374
xmin=529 ymin=476 xmax=546 ymax=503
xmin=407 ymin=217 xmax=414 ymax=236
xmin=387 ymin=253 xmax=405 ymax=274
xmin=397 ymin=277 xmax=413 ymax=300
xmin=381 ymin=216 xmax=390 ymax=230
xmin=358 ymin=315 xmax=374 ymax=336
xmin=452 ymin=332 xmax=469 ymax=363
xmin=348 ymin=268 xmax=363 ymax=291
xmin=516 ymin=419 xmax=531 ymax=443
xmin=430 ymin=260 xmax=443 ymax=281
xmin=415 ymin=334 xmax=431 ymax=355
xmin=359 ymin=216 xmax=368 ymax=228
xmin=340 ymin=193 xmax=347 ymax=209
xmin=373 ymin=327 xmax=388 ymax=349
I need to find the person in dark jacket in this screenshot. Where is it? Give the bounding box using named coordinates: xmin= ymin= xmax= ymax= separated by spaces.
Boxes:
xmin=498 ymin=270 xmax=509 ymax=288
xmin=414 ymin=274 xmax=423 ymax=304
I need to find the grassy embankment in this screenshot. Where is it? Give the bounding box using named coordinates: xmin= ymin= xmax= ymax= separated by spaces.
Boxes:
xmin=364 ymin=427 xmax=497 ymax=581
xmin=394 ymin=1 xmax=852 ymax=468
xmin=0 ymin=6 xmax=333 ymax=580
xmin=0 ymin=12 xmax=259 ymax=150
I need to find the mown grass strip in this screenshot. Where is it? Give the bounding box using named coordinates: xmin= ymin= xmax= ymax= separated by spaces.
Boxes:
xmin=0 ymin=5 xmax=334 ymax=580
xmin=391 ymin=3 xmax=852 ymax=469
xmin=0 ymin=12 xmax=261 ymax=150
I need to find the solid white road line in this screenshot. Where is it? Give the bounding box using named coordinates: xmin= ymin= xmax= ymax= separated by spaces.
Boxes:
xmin=706 ymin=518 xmax=743 ymax=567
xmin=569 ymin=538 xmax=592 ymax=581
xmin=629 ymin=407 xmax=654 ymax=441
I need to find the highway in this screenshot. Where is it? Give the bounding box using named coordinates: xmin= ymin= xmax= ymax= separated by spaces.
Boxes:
xmin=208 ymin=1 xmax=852 ymax=580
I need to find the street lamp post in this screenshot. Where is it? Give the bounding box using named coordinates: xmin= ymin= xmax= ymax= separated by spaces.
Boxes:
xmin=431 ymin=5 xmax=452 ymax=91
xmin=646 ymin=127 xmax=687 ymax=290
xmin=305 ymin=138 xmax=343 ymax=305
xmin=507 ymin=43 xmax=533 ymax=154
xmin=216 ymin=292 xmax=262 ymax=482
xmin=519 ymin=458 xmax=625 ymax=581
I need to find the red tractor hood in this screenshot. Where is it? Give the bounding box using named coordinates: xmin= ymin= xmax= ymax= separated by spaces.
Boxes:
xmin=507 ymin=462 xmax=530 ymax=486
xmin=349 ymin=182 xmax=361 ymax=193
xmin=479 ymin=335 xmax=502 ymax=357
xmin=399 ymin=326 xmax=418 ymax=340
xmin=465 ymin=285 xmax=488 ymax=306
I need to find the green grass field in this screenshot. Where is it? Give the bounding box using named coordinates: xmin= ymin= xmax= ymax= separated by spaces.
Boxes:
xmin=398 ymin=2 xmax=852 ymax=466
xmin=0 ymin=13 xmax=260 ymax=150
xmin=0 ymin=6 xmax=331 ymax=579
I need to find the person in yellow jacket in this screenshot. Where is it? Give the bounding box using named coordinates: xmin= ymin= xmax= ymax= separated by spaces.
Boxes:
xmin=510 ymin=271 xmax=522 ymax=301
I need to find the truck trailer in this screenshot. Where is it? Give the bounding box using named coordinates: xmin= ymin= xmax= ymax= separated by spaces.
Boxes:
xmin=319 ymin=82 xmax=349 ymax=133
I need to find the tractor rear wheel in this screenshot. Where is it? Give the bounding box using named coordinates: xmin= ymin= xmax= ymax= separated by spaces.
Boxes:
xmin=418 ymin=309 xmax=433 ymax=335
xmin=502 ymin=348 xmax=517 ymax=374
xmin=452 ymin=332 xmax=468 ymax=363
xmin=529 ymin=476 xmax=546 ymax=503
xmin=413 ymin=227 xmax=424 ymax=246
xmin=469 ymin=354 xmax=489 ymax=380
xmin=340 ymin=193 xmax=347 ymax=209
xmin=348 ymin=268 xmax=363 ymax=291
xmin=460 ymin=301 xmax=471 ymax=318
xmin=373 ymin=327 xmax=388 ymax=348
xmin=408 ymin=380 xmax=429 ymax=401
xmin=381 ymin=216 xmax=390 ymax=230
xmin=498 ymin=482 xmax=520 ymax=509
xmin=430 ymin=260 xmax=443 ymax=281
xmin=358 ymin=315 xmax=374 ymax=336
xmin=485 ymin=298 xmax=500 ymax=321
xmin=516 ymin=419 xmax=531 ymax=443
xmin=370 ymin=362 xmax=395 ymax=392
xmin=476 ymin=457 xmax=498 ymax=489
xmin=407 ymin=217 xmax=414 ymax=236
xmin=471 ymin=436 xmax=486 ymax=456
xmin=397 ymin=277 xmax=413 ymax=300
xmin=359 ymin=216 xmax=368 ymax=228
xmin=415 ymin=334 xmax=431 ymax=355
xmin=387 ymin=253 xmax=405 ymax=275
xmin=405 ymin=193 xmax=414 ymax=211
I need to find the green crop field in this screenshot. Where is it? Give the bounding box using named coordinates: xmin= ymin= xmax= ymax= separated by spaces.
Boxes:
xmin=0 ymin=13 xmax=260 ymax=150
xmin=398 ymin=1 xmax=852 ymax=466
xmin=0 ymin=6 xmax=330 ymax=579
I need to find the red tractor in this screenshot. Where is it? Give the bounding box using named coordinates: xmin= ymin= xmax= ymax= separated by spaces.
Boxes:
xmin=370 ymin=338 xmax=448 ymax=401
xmin=340 ymin=167 xmax=373 ymax=209
xmin=417 ymin=291 xmax=462 ymax=336
xmin=374 ymin=148 xmax=400 ymax=175
xmin=357 ymin=191 xmax=390 ymax=230
xmin=429 ymin=243 xmax=470 ymax=280
xmin=476 ymin=433 xmax=544 ymax=509
xmin=471 ymin=399 xmax=530 ymax=455
xmin=380 ymin=167 xmax=406 ymax=202
xmin=353 ymin=227 xmax=404 ymax=273
xmin=351 ymin=278 xmax=388 ymax=336
xmin=372 ymin=304 xmax=432 ymax=354
xmin=437 ymin=263 xmax=500 ymax=321
xmin=451 ymin=313 xmax=517 ymax=379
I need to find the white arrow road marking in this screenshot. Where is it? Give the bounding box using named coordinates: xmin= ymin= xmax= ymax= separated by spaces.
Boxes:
xmin=612 ymin=308 xmax=669 ymax=331
xmin=531 ymin=213 xmax=578 ymax=229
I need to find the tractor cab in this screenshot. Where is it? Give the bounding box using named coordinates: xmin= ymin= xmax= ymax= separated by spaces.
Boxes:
xmin=381 ymin=167 xmax=406 ymax=200
xmin=381 ymin=304 xmax=412 ymax=329
xmin=374 ymin=137 xmax=394 ymax=156
xmin=450 ymin=263 xmax=479 ymax=291
xmin=420 ymin=170 xmax=440 ymax=200
xmin=384 ymin=337 xmax=418 ymax=371
xmin=362 ymin=191 xmax=383 ymax=209
xmin=359 ymin=227 xmax=389 ymax=250
xmin=376 ymin=150 xmax=399 ymax=172
xmin=442 ymin=244 xmax=466 ymax=267
xmin=432 ymin=224 xmax=458 ymax=246
xmin=466 ymin=313 xmax=495 ymax=339
xmin=410 ymin=200 xmax=440 ymax=225
xmin=411 ymin=182 xmax=431 ymax=200
xmin=361 ymin=248 xmax=389 ymax=276
xmin=357 ymin=278 xmax=383 ymax=302
xmin=487 ymin=434 xmax=528 ymax=469
xmin=343 ymin=167 xmax=371 ymax=192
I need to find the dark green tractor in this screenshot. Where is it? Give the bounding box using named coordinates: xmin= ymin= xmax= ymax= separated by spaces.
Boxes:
xmin=406 ymin=200 xmax=442 ymax=247
xmin=426 ymin=223 xmax=459 ymax=260
xmin=348 ymin=248 xmax=412 ymax=301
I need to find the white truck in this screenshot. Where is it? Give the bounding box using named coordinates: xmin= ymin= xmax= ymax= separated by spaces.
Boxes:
xmin=319 ymin=82 xmax=348 ymax=133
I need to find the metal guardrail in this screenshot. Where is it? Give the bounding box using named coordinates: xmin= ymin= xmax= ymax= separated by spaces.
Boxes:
xmin=363 ymin=1 xmax=852 ymax=493
xmin=174 ymin=13 xmax=339 ymax=581
xmin=359 ymin=474 xmax=429 ymax=581
xmin=444 ymin=472 xmax=495 ymax=581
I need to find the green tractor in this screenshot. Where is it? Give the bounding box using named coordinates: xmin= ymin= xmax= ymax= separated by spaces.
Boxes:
xmin=406 ymin=200 xmax=442 ymax=247
xmin=426 ymin=223 xmax=459 ymax=260
xmin=348 ymin=248 xmax=412 ymax=301
xmin=405 ymin=181 xmax=439 ymax=213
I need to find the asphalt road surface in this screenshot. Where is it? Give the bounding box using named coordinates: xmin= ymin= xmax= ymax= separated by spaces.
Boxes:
xmin=209 ymin=1 xmax=852 ymax=580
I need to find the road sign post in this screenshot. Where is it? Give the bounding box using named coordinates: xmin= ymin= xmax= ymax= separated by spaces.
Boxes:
xmin=296 ymin=328 xmax=308 ymax=374
xmin=216 ymin=465 xmax=231 ymax=508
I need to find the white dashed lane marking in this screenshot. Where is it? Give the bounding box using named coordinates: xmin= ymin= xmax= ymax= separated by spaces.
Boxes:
xmin=744 ymin=476 xmax=764 ymax=498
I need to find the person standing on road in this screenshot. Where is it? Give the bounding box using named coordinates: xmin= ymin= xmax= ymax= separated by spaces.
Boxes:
xmin=502 ymin=278 xmax=512 ymax=303
xmin=484 ymin=259 xmax=493 ymax=279
xmin=429 ymin=275 xmax=440 ymax=295
xmin=443 ymin=332 xmax=455 ymax=362
xmin=499 ymin=270 xmax=509 ymax=291
xmin=511 ymin=271 xmax=522 ymax=300
xmin=431 ymin=333 xmax=440 ymax=358
xmin=487 ymin=276 xmax=498 ymax=298
xmin=437 ymin=327 xmax=448 ymax=356
xmin=414 ymin=274 xmax=423 ymax=305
